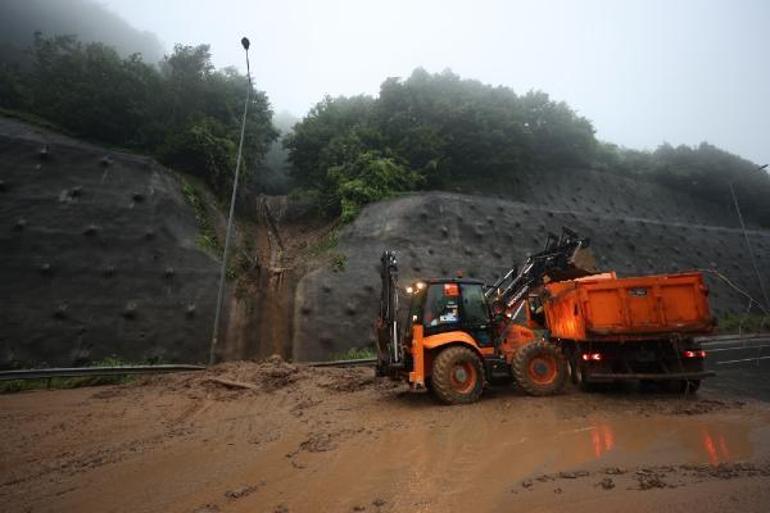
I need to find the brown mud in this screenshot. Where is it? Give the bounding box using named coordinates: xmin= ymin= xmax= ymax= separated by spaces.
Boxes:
xmin=221 ymin=196 xmax=336 ymax=361
xmin=2 ymin=358 xmax=770 ymax=513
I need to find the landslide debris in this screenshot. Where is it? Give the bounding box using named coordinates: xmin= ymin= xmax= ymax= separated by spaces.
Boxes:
xmin=143 ymin=356 xmax=378 ymax=400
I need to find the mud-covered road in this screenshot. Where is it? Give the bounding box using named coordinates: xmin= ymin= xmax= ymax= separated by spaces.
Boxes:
xmin=2 ymin=358 xmax=770 ymax=513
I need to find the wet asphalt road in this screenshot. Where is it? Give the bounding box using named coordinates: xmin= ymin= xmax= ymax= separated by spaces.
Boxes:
xmin=702 ymin=336 xmax=770 ymax=402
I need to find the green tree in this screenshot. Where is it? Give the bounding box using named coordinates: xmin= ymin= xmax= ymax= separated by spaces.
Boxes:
xmin=286 ymin=68 xmax=597 ymax=218
xmin=285 ymin=94 xmax=376 ymax=190
xmin=328 ymin=151 xmax=425 ymax=222
xmin=0 ymin=35 xmax=278 ymax=196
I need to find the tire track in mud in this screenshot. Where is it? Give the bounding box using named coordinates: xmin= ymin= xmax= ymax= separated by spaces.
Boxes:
xmin=0 ymin=424 xmax=196 ymax=490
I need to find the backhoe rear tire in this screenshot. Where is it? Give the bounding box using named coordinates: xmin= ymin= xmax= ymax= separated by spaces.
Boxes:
xmin=431 ymin=346 xmax=484 ymax=405
xmin=513 ymin=341 xmax=568 ymax=396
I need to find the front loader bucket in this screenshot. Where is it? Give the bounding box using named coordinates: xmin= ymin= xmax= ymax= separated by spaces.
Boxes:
xmin=545 ymin=246 xmax=598 ymax=282
xmin=570 ymin=246 xmax=599 ymax=274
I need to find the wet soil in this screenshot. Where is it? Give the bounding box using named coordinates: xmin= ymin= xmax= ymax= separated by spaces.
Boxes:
xmin=221 ymin=196 xmax=337 ymax=361
xmin=2 ymin=359 xmax=770 ymax=513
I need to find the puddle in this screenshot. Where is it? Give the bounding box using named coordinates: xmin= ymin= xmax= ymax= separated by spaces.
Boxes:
xmin=281 ymin=408 xmax=769 ymax=513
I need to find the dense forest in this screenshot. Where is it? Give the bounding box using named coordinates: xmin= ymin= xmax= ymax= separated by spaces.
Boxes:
xmin=0 ymin=34 xmax=277 ymax=196
xmin=1 ymin=35 xmax=768 ymax=227
xmin=286 ymin=68 xmax=770 ymax=225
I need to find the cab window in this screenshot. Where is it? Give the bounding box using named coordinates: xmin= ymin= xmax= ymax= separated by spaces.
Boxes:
xmin=460 ymin=283 xmax=490 ymax=325
xmin=423 ymin=283 xmax=460 ymax=327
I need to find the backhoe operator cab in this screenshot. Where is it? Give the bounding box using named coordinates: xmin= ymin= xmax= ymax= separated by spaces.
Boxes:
xmin=402 ymin=279 xmax=502 ymax=401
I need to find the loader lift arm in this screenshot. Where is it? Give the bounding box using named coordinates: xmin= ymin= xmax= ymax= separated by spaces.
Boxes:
xmin=375 ymin=228 xmax=594 ymax=376
xmin=485 ymin=227 xmax=595 ymax=325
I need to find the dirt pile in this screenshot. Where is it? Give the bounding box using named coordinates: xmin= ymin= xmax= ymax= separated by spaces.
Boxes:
xmin=145 ymin=356 xmax=376 ymax=400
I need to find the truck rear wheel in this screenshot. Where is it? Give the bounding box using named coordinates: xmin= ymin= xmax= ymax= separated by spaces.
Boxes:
xmin=431 ymin=346 xmax=484 ymax=405
xmin=572 ymin=360 xmax=602 ymax=392
xmin=513 ymin=341 xmax=568 ymax=396
xmin=667 ymin=379 xmax=701 ymax=394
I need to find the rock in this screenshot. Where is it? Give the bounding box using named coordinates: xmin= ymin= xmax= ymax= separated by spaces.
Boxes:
xmin=597 ymin=477 xmax=615 ymax=490
xmin=224 ymin=484 xmax=258 ymax=500
xmin=192 ymin=505 xmax=220 ymax=513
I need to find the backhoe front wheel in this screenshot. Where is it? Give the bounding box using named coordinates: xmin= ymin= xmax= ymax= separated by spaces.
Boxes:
xmin=431 ymin=346 xmax=484 ymax=405
xmin=513 ymin=341 xmax=568 ymax=396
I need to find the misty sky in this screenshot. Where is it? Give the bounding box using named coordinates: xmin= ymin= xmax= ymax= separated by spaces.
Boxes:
xmin=99 ymin=0 xmax=769 ymax=164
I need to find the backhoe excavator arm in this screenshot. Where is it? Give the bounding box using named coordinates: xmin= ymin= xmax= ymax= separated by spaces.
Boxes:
xmin=376 ymin=250 xmax=401 ymax=376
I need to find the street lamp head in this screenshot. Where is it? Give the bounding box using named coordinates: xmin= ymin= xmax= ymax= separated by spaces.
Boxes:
xmin=241 ymin=37 xmax=250 ymax=51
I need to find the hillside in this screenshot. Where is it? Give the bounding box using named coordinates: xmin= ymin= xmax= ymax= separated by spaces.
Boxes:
xmin=1 ymin=117 xmax=768 ymax=366
xmin=292 ymin=190 xmax=769 ymax=360
xmin=0 ymin=117 xmax=222 ymax=367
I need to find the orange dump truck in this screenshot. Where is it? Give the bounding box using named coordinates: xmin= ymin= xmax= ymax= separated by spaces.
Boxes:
xmin=537 ymin=271 xmax=716 ymax=392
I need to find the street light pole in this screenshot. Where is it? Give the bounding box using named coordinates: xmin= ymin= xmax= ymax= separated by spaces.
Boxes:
xmin=209 ymin=37 xmax=253 ymax=366
xmin=729 ymin=163 xmax=769 ymax=311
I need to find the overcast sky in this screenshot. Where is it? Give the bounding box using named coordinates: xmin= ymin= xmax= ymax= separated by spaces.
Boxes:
xmin=100 ymin=0 xmax=769 ymax=164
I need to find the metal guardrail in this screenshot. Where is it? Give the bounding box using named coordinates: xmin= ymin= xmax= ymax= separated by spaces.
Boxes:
xmin=696 ymin=333 xmax=770 ymax=343
xmin=0 ymin=364 xmax=205 ymax=381
xmin=3 ymin=334 xmax=767 ymax=380
xmin=697 ymin=333 xmax=770 ymax=367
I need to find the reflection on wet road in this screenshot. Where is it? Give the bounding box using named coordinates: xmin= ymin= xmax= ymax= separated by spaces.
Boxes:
xmin=590 ymin=424 xmax=615 ymax=458
xmin=324 ymin=400 xmax=769 ymax=513
xmin=549 ymin=417 xmax=752 ymax=471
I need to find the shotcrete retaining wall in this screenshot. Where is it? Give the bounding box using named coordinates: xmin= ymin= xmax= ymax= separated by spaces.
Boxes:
xmin=0 ymin=118 xmax=221 ymax=367
xmin=292 ymin=192 xmax=770 ymax=361
xmin=2 ymin=117 xmax=768 ymax=365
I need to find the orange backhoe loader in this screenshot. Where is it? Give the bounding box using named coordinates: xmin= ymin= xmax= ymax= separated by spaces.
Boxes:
xmin=375 ymin=228 xmax=715 ymax=404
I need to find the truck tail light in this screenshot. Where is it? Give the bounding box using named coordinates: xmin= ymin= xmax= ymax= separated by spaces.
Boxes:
xmin=581 ymin=352 xmax=602 ymax=361
xmin=683 ymin=350 xmax=706 ymax=358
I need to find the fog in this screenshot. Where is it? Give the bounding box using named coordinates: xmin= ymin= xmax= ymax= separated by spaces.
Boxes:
xmin=0 ymin=0 xmax=163 ymax=62
xmin=3 ymin=0 xmax=769 ymax=164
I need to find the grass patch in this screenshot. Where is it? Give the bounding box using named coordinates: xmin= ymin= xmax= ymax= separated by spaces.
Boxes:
xmin=331 ymin=253 xmax=347 ymax=273
xmin=306 ymin=228 xmax=339 ymax=257
xmin=0 ymin=107 xmax=69 ymax=133
xmin=718 ymin=313 xmax=770 ymax=334
xmin=180 ymin=177 xmax=221 ymax=254
xmin=332 ymin=346 xmax=377 ymax=361
xmin=304 ymin=228 xmax=347 ymax=272
xmin=0 ymin=357 xmax=150 ymax=394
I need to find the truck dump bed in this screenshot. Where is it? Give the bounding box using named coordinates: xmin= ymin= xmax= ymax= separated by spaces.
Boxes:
xmin=543 ymin=272 xmax=714 ymax=341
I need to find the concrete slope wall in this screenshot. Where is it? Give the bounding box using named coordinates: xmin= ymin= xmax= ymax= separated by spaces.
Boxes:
xmin=459 ymin=166 xmax=750 ymax=229
xmin=293 ymin=192 xmax=770 ymax=361
xmin=3 ymin=117 xmax=768 ymax=366
xmin=0 ymin=118 xmax=220 ymax=367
